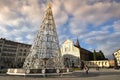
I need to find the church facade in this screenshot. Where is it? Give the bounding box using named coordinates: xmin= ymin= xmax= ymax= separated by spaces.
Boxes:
xmin=61 ymin=39 xmax=94 ymax=68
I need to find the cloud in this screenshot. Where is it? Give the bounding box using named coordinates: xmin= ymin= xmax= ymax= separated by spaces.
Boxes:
xmin=0 ymin=0 xmax=120 ymax=59
xmin=82 ymin=20 xmax=120 ymax=57
xmin=113 ymin=20 xmax=120 ymax=31
xmin=15 ymin=37 xmax=23 ymax=42
xmin=69 ymin=20 xmax=87 ymax=35
xmin=0 ymin=0 xmax=40 ymax=40
xmin=63 ymin=0 xmax=120 ymax=25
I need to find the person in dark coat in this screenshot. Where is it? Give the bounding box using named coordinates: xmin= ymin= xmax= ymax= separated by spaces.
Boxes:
xmin=81 ymin=61 xmax=84 ymax=70
xmin=84 ymin=64 xmax=89 ymax=74
xmin=71 ymin=61 xmax=75 ymax=68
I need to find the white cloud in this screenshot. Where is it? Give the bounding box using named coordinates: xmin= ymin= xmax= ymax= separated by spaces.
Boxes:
xmin=82 ymin=30 xmax=109 ymax=41
xmin=81 ymin=20 xmax=120 ymax=58
xmin=0 ymin=26 xmax=8 ymax=33
xmin=62 ymin=0 xmax=120 ymax=25
xmin=54 ymin=11 xmax=68 ymax=27
xmin=15 ymin=37 xmax=23 ymax=42
xmin=26 ymin=34 xmax=34 ymax=40
xmin=0 ymin=0 xmax=120 ymax=59
xmin=113 ymin=20 xmax=120 ymax=31
xmin=69 ymin=20 xmax=87 ymax=35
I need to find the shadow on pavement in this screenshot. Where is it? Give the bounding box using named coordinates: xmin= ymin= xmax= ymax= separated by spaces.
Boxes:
xmin=0 ymin=70 xmax=120 ymax=79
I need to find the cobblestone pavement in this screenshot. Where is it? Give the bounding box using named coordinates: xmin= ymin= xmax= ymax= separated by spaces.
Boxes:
xmin=0 ymin=69 xmax=120 ymax=80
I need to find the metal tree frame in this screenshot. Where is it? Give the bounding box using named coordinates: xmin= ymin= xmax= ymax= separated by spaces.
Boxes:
xmin=23 ymin=3 xmax=64 ymax=70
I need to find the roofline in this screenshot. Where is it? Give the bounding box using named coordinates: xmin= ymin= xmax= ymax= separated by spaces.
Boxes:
xmin=0 ymin=38 xmax=31 ymax=46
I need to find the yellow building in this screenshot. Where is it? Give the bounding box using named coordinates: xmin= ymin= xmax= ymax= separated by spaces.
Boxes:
xmin=84 ymin=60 xmax=110 ymax=68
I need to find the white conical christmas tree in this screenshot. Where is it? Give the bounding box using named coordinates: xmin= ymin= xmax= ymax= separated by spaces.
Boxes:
xmin=23 ymin=3 xmax=64 ymax=70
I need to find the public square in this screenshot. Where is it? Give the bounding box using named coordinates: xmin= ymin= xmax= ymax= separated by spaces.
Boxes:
xmin=0 ymin=69 xmax=120 ymax=80
xmin=0 ymin=0 xmax=120 ymax=80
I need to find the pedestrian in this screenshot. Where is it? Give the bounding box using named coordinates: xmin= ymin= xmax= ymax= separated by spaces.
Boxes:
xmin=84 ymin=64 xmax=89 ymax=74
xmin=96 ymin=65 xmax=99 ymax=71
xmin=81 ymin=61 xmax=84 ymax=70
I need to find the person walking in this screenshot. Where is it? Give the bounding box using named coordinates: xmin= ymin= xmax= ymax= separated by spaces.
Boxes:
xmin=84 ymin=64 xmax=89 ymax=74
xmin=96 ymin=65 xmax=99 ymax=71
xmin=81 ymin=61 xmax=84 ymax=70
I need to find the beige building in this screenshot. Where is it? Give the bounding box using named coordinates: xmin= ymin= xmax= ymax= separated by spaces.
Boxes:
xmin=113 ymin=49 xmax=120 ymax=67
xmin=0 ymin=38 xmax=31 ymax=69
xmin=15 ymin=43 xmax=31 ymax=68
xmin=84 ymin=60 xmax=110 ymax=68
xmin=109 ymin=60 xmax=115 ymax=68
xmin=61 ymin=39 xmax=93 ymax=68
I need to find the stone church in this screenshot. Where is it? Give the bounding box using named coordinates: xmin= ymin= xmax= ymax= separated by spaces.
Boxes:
xmin=61 ymin=39 xmax=94 ymax=68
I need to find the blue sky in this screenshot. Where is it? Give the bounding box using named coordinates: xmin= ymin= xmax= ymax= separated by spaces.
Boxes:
xmin=0 ymin=0 xmax=120 ymax=59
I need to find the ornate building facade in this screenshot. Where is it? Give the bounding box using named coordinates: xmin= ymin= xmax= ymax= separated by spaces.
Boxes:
xmin=0 ymin=38 xmax=109 ymax=69
xmin=0 ymin=38 xmax=31 ymax=69
xmin=61 ymin=39 xmax=94 ymax=68
xmin=113 ymin=49 xmax=120 ymax=67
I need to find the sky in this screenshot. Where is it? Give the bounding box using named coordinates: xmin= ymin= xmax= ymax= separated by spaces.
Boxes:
xmin=0 ymin=0 xmax=120 ymax=59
